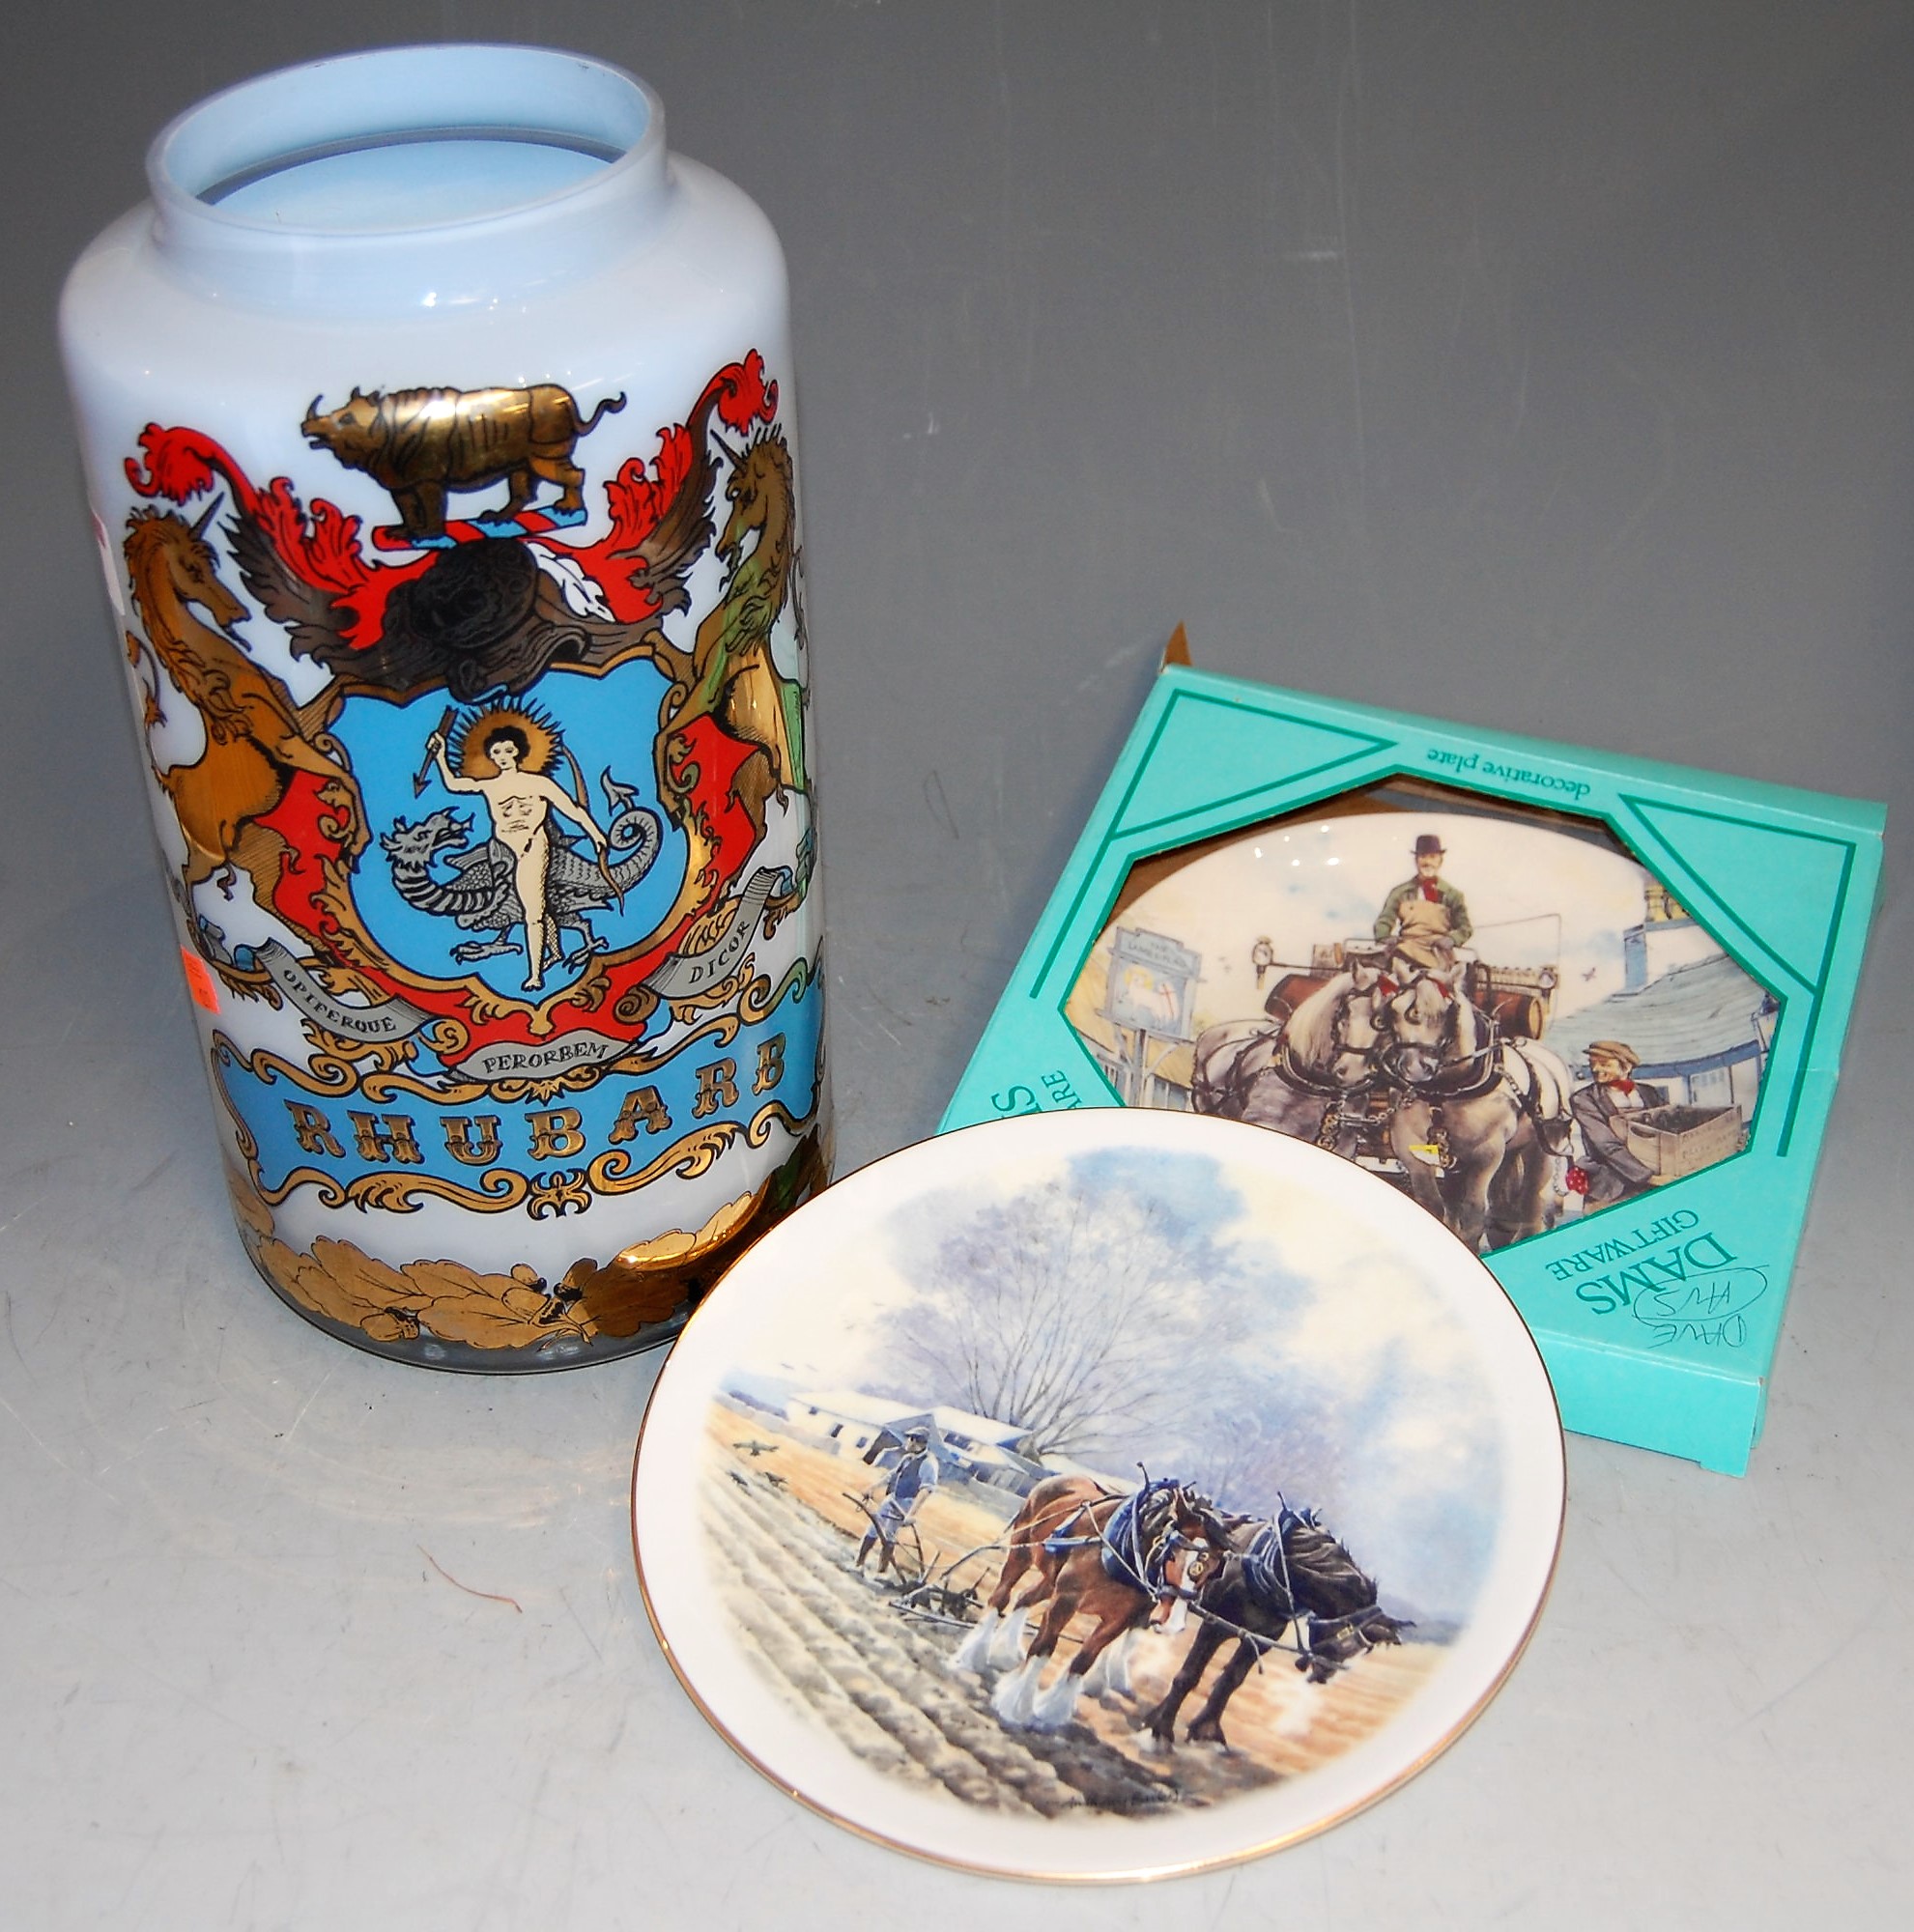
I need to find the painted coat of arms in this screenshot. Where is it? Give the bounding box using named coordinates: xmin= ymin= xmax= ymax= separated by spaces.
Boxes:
xmin=112 ymin=353 xmax=825 ymax=1359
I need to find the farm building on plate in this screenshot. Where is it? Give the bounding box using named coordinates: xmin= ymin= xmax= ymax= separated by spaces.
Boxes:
xmin=782 ymin=1390 xmax=1046 ymax=1493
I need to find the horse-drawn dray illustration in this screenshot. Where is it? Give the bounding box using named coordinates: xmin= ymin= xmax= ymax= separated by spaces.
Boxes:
xmin=1068 ymin=801 xmax=1774 ymax=1251
xmin=1189 ymin=933 xmax=1575 ymax=1253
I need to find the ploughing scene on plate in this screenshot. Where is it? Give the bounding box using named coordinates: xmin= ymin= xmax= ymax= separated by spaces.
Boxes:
xmin=696 ymin=1144 xmax=1506 ymax=1820
xmin=1067 ymin=787 xmax=1777 ymax=1253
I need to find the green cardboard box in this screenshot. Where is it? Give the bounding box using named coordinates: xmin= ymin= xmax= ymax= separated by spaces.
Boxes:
xmin=940 ymin=661 xmax=1883 ymax=1473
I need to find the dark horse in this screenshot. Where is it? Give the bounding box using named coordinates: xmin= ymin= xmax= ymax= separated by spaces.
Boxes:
xmin=951 ymin=1474 xmax=1223 ymax=1732
xmin=1137 ymin=1505 xmax=1409 ymax=1750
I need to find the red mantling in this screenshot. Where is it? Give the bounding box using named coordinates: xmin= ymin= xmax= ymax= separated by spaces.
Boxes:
xmin=254 ymin=771 xmax=354 ymax=941
xmin=123 ymin=351 xmax=783 ymax=651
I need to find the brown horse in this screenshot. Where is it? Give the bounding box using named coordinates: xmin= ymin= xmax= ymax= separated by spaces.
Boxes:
xmin=1379 ymin=973 xmax=1573 ymax=1252
xmin=124 ymin=504 xmax=360 ymax=915
xmin=950 ymin=1475 xmax=1222 ymax=1733
xmin=655 ymin=430 xmax=807 ymax=852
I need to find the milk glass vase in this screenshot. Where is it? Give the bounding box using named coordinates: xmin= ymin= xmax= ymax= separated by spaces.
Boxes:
xmin=61 ymin=44 xmax=828 ymax=1369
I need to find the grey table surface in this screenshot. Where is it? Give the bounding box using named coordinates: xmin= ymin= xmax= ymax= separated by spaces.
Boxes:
xmin=4 ymin=4 xmax=1909 ymax=1925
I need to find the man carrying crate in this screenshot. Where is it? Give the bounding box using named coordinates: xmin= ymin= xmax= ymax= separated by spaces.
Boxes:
xmin=1570 ymin=1040 xmax=1669 ymax=1205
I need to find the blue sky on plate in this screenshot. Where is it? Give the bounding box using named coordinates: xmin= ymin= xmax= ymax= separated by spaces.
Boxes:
xmin=1100 ymin=808 xmax=1684 ymax=1030
xmin=726 ymin=1146 xmax=1509 ymax=1620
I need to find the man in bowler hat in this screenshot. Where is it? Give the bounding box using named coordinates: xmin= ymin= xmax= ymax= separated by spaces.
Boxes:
xmin=1375 ymin=834 xmax=1473 ymax=976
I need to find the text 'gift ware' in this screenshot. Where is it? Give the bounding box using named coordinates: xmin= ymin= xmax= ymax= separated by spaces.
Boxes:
xmin=61 ymin=44 xmax=829 ymax=1369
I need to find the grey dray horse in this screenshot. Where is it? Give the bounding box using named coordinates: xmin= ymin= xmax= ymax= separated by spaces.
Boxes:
xmin=1190 ymin=971 xmax=1386 ymax=1151
xmin=1380 ymin=972 xmax=1574 ymax=1252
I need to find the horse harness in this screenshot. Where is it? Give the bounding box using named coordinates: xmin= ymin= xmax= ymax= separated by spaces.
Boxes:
xmin=1241 ymin=979 xmax=1513 ymax=1166
xmin=1376 ymin=978 xmax=1569 ymax=1172
xmin=1378 ymin=977 xmax=1502 ymax=1100
xmin=1255 ymin=991 xmax=1392 ymax=1154
xmin=1178 ymin=1503 xmax=1391 ymax=1677
xmin=1042 ymin=1480 xmax=1204 ymax=1599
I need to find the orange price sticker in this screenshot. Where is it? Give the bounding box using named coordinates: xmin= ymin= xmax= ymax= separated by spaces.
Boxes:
xmin=180 ymin=947 xmax=221 ymax=1014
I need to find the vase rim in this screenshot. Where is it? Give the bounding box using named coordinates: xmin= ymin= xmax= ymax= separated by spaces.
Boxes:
xmin=148 ymin=43 xmax=664 ymax=241
xmin=136 ymin=44 xmax=673 ymax=310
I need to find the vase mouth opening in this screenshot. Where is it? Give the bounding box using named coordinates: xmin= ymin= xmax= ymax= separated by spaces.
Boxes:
xmin=149 ymin=43 xmax=662 ymax=240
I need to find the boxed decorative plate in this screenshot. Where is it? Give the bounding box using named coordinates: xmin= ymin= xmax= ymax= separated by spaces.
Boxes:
xmin=940 ymin=655 xmax=1883 ymax=1473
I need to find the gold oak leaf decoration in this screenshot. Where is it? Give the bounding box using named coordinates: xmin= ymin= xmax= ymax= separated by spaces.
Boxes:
xmin=227 ymin=1129 xmax=827 ymax=1351
xmin=222 ymin=1160 xmax=276 ymax=1240
xmin=248 ymin=1234 xmax=596 ymax=1349
xmin=560 ymin=1129 xmax=828 ymax=1338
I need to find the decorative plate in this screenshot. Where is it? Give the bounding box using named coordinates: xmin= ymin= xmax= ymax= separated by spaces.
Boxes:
xmin=1064 ymin=791 xmax=1774 ymax=1252
xmin=632 ymin=1109 xmax=1563 ymax=1882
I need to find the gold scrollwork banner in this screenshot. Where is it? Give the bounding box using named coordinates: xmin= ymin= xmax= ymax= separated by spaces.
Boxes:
xmin=586 ymin=1122 xmax=741 ymax=1197
xmin=213 ymin=956 xmax=809 ymax=1107
xmin=212 ymin=1033 xmax=821 ymax=1219
xmin=746 ymin=1095 xmax=814 ymax=1147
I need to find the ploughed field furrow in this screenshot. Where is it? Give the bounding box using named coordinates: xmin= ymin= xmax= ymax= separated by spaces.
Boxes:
xmin=705 ymin=1467 xmax=1185 ymax=1816
xmin=709 ymin=1469 xmax=1089 ymax=1814
xmin=1002 ymin=1719 xmax=1182 ymax=1814
xmin=717 ymin=1548 xmax=921 ymax=1779
xmin=705 ymin=1483 xmax=928 ymax=1781
xmin=720 ymin=1473 xmax=1057 ymax=1810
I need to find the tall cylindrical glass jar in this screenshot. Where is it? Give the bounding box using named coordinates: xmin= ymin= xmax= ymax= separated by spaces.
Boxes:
xmin=62 ymin=45 xmax=828 ymax=1370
